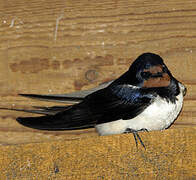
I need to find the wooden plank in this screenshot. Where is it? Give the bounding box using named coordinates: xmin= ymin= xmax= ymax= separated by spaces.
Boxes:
xmin=0 ymin=128 xmax=195 ymax=179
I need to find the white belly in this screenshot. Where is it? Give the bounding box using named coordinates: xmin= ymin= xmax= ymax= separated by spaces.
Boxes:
xmin=95 ymin=88 xmax=184 ymax=136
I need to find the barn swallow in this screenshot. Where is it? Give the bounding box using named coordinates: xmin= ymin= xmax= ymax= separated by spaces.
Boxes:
xmin=1 ymin=53 xmax=187 ymax=148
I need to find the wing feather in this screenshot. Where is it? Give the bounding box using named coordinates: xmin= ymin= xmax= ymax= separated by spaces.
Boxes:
xmin=16 ymin=85 xmax=154 ymax=130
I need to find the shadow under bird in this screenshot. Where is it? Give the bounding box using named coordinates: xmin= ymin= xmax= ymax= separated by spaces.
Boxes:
xmin=1 ymin=53 xmax=187 ymax=149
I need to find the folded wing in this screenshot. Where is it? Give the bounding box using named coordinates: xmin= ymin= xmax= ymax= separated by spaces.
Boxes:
xmin=16 ymin=85 xmax=154 ymax=131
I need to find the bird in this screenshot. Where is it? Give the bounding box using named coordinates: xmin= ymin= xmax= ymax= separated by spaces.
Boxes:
xmin=1 ymin=53 xmax=187 ymax=148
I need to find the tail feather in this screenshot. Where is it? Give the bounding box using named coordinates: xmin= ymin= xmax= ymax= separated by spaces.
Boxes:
xmin=16 ymin=103 xmax=95 ymax=130
xmin=0 ymin=107 xmax=53 ymax=115
xmin=32 ymin=105 xmax=72 ymax=114
xmin=19 ymin=94 xmax=84 ymax=104
xmin=18 ymin=80 xmax=113 ymax=104
xmin=16 ymin=115 xmax=68 ymax=130
xmin=0 ymin=105 xmax=71 ymax=115
xmin=16 ymin=114 xmax=94 ymax=130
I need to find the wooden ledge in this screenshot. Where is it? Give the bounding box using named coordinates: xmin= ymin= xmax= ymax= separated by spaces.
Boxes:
xmin=0 ymin=127 xmax=195 ymax=179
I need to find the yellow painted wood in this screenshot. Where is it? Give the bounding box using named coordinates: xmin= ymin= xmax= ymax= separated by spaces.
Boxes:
xmin=0 ymin=128 xmax=195 ymax=179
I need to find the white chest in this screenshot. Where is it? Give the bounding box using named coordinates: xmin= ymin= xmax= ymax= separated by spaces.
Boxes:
xmin=95 ymin=90 xmax=184 ymax=136
xmin=126 ymin=92 xmax=183 ymax=131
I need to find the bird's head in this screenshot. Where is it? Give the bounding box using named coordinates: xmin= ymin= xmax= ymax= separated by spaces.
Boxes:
xmin=127 ymin=53 xmax=173 ymax=88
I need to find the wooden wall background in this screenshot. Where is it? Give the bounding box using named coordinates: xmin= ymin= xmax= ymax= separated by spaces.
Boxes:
xmin=0 ymin=0 xmax=195 ymax=178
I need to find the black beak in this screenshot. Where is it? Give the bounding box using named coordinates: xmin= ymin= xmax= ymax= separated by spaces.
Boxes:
xmin=183 ymin=86 xmax=187 ymax=96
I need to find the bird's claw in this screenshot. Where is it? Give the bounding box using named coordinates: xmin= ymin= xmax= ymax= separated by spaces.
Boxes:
xmin=124 ymin=128 xmax=148 ymax=149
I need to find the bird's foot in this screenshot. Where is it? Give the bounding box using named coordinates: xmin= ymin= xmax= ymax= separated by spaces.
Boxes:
xmin=124 ymin=128 xmax=149 ymax=149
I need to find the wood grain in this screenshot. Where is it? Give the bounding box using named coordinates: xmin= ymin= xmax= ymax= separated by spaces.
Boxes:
xmin=0 ymin=128 xmax=195 ymax=179
xmin=0 ymin=0 xmax=196 ymax=145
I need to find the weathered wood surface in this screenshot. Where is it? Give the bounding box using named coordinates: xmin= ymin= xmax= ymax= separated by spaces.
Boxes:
xmin=0 ymin=0 xmax=196 ymax=146
xmin=0 ymin=128 xmax=195 ymax=179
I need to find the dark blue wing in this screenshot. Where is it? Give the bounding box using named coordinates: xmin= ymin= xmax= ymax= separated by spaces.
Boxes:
xmin=85 ymin=85 xmax=155 ymax=124
xmin=16 ymin=85 xmax=155 ymax=130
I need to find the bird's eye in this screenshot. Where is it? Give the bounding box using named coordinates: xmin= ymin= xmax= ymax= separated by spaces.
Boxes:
xmin=140 ymin=71 xmax=151 ymax=79
xmin=145 ymin=64 xmax=151 ymax=69
xmin=162 ymin=66 xmax=168 ymax=73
